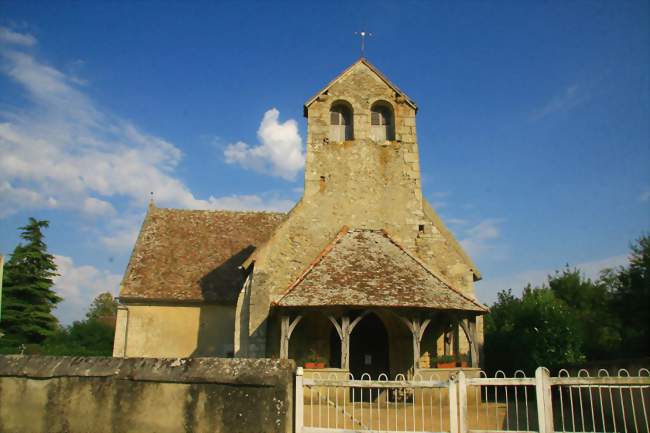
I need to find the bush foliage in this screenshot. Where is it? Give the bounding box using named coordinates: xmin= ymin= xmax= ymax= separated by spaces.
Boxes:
xmin=485 ymin=234 xmax=650 ymax=374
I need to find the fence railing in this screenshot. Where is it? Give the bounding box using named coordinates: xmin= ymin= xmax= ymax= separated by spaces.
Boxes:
xmin=549 ymin=368 xmax=649 ymax=433
xmin=296 ymin=369 xmax=457 ymax=433
xmin=295 ymin=367 xmax=650 ymax=433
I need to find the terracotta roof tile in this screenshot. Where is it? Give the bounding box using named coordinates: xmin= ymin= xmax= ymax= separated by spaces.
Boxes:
xmin=120 ymin=206 xmax=285 ymax=303
xmin=275 ymin=229 xmax=487 ymax=312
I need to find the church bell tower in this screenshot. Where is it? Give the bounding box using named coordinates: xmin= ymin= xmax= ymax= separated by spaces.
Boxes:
xmin=301 ymin=59 xmax=425 ymax=250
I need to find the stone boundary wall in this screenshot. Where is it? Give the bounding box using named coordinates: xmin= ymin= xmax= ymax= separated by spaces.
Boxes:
xmin=0 ymin=355 xmax=295 ymax=433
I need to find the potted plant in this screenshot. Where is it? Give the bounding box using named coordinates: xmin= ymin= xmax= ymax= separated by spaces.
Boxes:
xmin=434 ymin=355 xmax=456 ymax=369
xmin=303 ymin=349 xmax=326 ymax=369
xmin=433 ymin=354 xmax=469 ymax=368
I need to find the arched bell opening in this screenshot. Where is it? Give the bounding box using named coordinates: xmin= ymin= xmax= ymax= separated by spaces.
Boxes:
xmin=329 ymin=100 xmax=354 ymax=142
xmin=370 ymin=100 xmax=395 ymax=141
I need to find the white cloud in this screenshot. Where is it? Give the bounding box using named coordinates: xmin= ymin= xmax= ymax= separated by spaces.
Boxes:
xmin=101 ymin=228 xmax=140 ymax=253
xmin=224 ymin=108 xmax=305 ymax=180
xmin=531 ymin=83 xmax=589 ymax=121
xmin=475 ymin=254 xmax=629 ymax=305
xmin=0 ymin=181 xmax=57 ymax=217
xmin=0 ymin=29 xmax=296 ymax=219
xmin=459 ymin=218 xmax=505 ymax=258
xmin=0 ymin=27 xmax=37 ymax=46
xmin=82 ymin=197 xmax=116 ymax=217
xmin=53 ymin=254 xmax=122 ymax=324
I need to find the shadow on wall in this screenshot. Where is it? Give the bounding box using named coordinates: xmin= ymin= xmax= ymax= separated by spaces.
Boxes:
xmin=192 ymin=246 xmax=256 ymax=357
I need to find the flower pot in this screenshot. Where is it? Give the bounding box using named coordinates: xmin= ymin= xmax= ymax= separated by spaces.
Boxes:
xmin=436 ymin=361 xmax=456 ymax=369
xmin=457 ymin=361 xmax=468 ymax=368
xmin=304 ymin=362 xmax=325 ymax=369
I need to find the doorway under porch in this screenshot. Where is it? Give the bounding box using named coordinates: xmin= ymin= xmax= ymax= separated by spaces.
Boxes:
xmin=273 ymin=307 xmax=482 ymax=379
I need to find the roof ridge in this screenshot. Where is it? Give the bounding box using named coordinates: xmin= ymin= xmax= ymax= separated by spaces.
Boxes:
xmin=303 ymin=59 xmax=417 ymax=114
xmin=274 ymin=225 xmax=350 ymax=305
xmin=153 ymin=207 xmax=286 ymax=215
xmin=379 ymin=229 xmax=488 ymax=312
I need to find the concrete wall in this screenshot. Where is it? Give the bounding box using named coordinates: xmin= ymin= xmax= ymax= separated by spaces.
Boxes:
xmin=0 ymin=355 xmax=294 ymax=433
xmin=113 ymin=304 xmax=235 ymax=358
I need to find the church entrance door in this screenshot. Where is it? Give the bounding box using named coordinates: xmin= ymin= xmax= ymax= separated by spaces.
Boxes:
xmin=349 ymin=313 xmax=389 ymax=380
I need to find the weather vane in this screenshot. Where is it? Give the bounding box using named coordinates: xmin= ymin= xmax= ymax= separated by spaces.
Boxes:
xmin=354 ymin=30 xmax=372 ymax=58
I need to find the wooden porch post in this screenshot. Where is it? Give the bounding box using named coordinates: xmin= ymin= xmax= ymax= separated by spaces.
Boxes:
xmin=329 ymin=312 xmax=368 ymax=371
xmin=279 ymin=314 xmax=303 ymax=359
xmin=340 ymin=316 xmax=350 ymax=370
xmin=328 ymin=315 xmax=350 ymax=370
xmin=468 ymin=316 xmax=479 ymax=368
xmin=458 ymin=317 xmax=479 ymax=368
xmin=280 ymin=315 xmax=289 ymax=359
xmin=399 ymin=317 xmax=431 ymax=371
xmin=453 ymin=323 xmax=460 ymax=358
xmin=444 ymin=325 xmax=452 ymax=356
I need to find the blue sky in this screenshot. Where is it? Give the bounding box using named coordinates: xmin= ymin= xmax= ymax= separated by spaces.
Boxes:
xmin=0 ymin=1 xmax=648 ymax=324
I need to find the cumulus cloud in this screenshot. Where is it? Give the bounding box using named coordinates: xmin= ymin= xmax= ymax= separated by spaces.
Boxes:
xmin=53 ymin=254 xmax=122 ymax=324
xmin=224 ymin=108 xmax=305 ymax=180
xmin=0 ymin=27 xmax=294 ymax=218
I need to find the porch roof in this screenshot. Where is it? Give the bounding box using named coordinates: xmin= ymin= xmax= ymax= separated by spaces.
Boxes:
xmin=274 ymin=228 xmax=487 ymax=312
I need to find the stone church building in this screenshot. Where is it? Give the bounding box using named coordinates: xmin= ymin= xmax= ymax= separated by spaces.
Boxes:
xmin=113 ymin=59 xmax=488 ymax=378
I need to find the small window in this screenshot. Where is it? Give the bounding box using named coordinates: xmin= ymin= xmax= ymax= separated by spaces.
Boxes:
xmin=370 ymin=102 xmax=395 ymax=141
xmin=329 ymin=103 xmax=353 ymax=142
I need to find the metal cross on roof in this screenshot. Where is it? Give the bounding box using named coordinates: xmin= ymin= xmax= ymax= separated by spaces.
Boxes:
xmin=354 ymin=30 xmax=372 ymax=58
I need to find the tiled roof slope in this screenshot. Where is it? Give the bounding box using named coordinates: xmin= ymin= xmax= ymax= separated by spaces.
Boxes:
xmin=120 ymin=205 xmax=285 ymax=303
xmin=275 ymin=229 xmax=487 ymax=312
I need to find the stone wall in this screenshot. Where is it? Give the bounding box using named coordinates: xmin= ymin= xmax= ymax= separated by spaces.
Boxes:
xmin=0 ymin=355 xmax=294 ymax=433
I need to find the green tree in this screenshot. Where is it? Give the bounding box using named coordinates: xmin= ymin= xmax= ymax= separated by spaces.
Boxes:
xmin=485 ymin=287 xmax=584 ymax=374
xmin=41 ymin=292 xmax=117 ymax=356
xmin=1 ymin=218 xmax=61 ymax=345
xmin=86 ymin=292 xmax=117 ymax=320
xmin=42 ymin=320 xmax=115 ymax=356
xmin=548 ymin=267 xmax=621 ymax=359
xmin=600 ymin=234 xmax=650 ymax=357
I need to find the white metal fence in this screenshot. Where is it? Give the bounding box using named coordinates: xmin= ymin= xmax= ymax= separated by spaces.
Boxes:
xmin=295 ymin=367 xmax=650 ymax=433
xmin=297 ymin=369 xmax=457 ymax=433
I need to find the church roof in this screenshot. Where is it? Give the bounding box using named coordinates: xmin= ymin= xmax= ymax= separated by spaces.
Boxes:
xmin=274 ymin=228 xmax=487 ymax=312
xmin=304 ymin=58 xmax=418 ymax=115
xmin=119 ymin=205 xmax=285 ymax=304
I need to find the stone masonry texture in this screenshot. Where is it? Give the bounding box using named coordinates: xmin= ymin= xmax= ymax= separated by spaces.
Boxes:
xmin=0 ymin=355 xmax=295 ymax=433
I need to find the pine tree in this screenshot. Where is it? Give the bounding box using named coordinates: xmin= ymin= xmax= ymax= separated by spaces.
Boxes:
xmin=1 ymin=218 xmax=61 ymax=345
